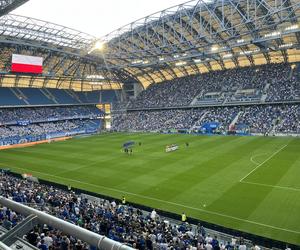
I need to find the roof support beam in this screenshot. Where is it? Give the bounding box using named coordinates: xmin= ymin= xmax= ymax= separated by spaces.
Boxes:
xmin=282 ymin=0 xmax=300 ymax=44
xmin=0 ymin=0 xmax=29 ymax=17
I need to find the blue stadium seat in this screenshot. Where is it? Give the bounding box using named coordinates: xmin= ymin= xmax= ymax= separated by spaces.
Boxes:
xmin=48 ymin=89 xmax=79 ymax=104
xmin=18 ymin=88 xmax=54 ymax=105
xmin=0 ymin=88 xmax=26 ymax=106
xmin=0 ymin=87 xmax=120 ymax=106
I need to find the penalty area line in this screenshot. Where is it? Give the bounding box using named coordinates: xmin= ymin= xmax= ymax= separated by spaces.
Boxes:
xmin=5 ymin=164 xmax=300 ymax=235
xmin=240 ymin=144 xmax=288 ymax=182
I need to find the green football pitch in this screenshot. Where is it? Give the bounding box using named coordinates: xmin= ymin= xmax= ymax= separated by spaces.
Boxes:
xmin=0 ymin=133 xmax=299 ymax=245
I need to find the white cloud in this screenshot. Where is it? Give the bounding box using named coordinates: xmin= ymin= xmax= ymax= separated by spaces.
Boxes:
xmin=12 ymin=0 xmax=186 ymax=37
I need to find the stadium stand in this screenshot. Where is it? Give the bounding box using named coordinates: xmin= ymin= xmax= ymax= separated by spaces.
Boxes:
xmin=113 ymin=62 xmax=300 ymax=136
xmin=0 ymin=106 xmax=101 ymax=124
xmin=0 ymin=106 xmax=103 ymax=146
xmin=0 ymin=87 xmax=114 ymax=146
xmin=112 ymin=104 xmax=300 ymax=135
xmin=127 ymin=63 xmax=300 ymax=109
xmin=0 ymin=173 xmax=263 ymax=250
xmin=0 ymin=88 xmax=118 ymax=106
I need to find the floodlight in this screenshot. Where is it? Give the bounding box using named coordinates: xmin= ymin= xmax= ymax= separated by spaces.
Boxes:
xmin=88 ymin=41 xmax=105 ymax=54
xmin=175 ymin=61 xmax=186 ymax=66
xmin=94 ymin=41 xmax=105 ymax=50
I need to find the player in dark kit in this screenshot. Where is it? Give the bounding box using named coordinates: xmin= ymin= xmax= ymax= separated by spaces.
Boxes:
xmin=185 ymin=142 xmax=189 ymax=147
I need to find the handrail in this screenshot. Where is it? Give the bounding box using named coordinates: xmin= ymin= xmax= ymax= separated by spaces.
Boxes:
xmin=0 ymin=197 xmax=134 ymax=250
xmin=0 ymin=241 xmax=12 ymax=250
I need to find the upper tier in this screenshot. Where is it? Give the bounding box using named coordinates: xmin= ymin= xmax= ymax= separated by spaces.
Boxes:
xmin=128 ymin=63 xmax=300 ymax=110
xmin=0 ymin=87 xmax=118 ymax=107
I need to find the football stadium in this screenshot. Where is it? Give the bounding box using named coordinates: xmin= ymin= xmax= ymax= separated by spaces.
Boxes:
xmin=0 ymin=0 xmax=299 ymax=249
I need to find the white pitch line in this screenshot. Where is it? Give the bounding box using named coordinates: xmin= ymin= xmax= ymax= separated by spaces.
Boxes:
xmin=4 ymin=164 xmax=300 ymax=235
xmin=241 ymin=180 xmax=300 ymax=192
xmin=240 ymin=144 xmax=288 ymax=182
xmin=250 ymin=156 xmax=260 ymax=165
xmin=250 ymin=153 xmax=268 ymax=165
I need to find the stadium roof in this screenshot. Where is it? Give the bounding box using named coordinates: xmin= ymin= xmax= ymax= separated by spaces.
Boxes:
xmin=0 ymin=14 xmax=127 ymax=91
xmin=0 ymin=0 xmax=300 ymax=90
xmin=0 ymin=14 xmax=96 ymax=50
xmin=93 ymin=0 xmax=300 ymax=88
xmin=0 ymin=0 xmax=28 ymax=17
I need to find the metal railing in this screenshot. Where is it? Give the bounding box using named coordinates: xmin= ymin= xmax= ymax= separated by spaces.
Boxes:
xmin=0 ymin=196 xmax=134 ymax=250
xmin=0 ymin=241 xmax=12 ymax=250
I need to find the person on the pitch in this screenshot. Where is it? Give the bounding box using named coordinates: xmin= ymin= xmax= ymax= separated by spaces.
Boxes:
xmin=122 ymin=196 xmax=126 ymax=205
xmin=181 ymin=212 xmax=187 ymax=222
xmin=185 ymin=142 xmax=189 ymax=147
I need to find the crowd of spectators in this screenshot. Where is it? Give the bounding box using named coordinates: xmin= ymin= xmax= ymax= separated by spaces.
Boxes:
xmin=274 ymin=105 xmax=300 ymax=134
xmin=234 ymin=104 xmax=299 ymax=134
xmin=127 ymin=63 xmax=299 ymax=109
xmin=0 ymin=105 xmax=102 ymax=125
xmin=112 ymin=109 xmax=206 ymax=131
xmin=0 ymin=173 xmax=259 ymax=250
xmin=112 ymin=104 xmax=300 ymax=134
xmin=265 ymin=64 xmax=300 ymax=102
xmin=200 ymin=107 xmax=239 ymax=132
xmin=0 ymin=119 xmax=100 ymax=142
xmin=112 ymin=102 xmax=128 ymax=111
xmin=236 ymin=106 xmax=282 ymax=134
xmin=129 ymin=75 xmax=202 ymax=108
xmin=0 ymin=105 xmax=103 ymax=144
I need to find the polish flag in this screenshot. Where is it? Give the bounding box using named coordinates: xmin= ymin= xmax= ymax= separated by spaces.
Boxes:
xmin=11 ymin=54 xmax=43 ymax=74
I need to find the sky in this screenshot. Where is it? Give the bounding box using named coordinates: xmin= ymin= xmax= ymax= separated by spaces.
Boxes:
xmin=12 ymin=0 xmax=187 ymax=38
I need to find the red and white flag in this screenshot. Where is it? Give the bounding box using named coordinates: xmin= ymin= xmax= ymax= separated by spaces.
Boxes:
xmin=11 ymin=54 xmax=43 ymax=74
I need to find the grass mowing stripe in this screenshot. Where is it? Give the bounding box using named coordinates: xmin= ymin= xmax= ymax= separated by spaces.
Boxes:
xmin=139 ymin=137 xmax=260 ymax=201
xmin=5 ymin=164 xmax=300 ymax=235
xmin=1 ymin=134 xmax=299 ymax=244
xmin=240 ymin=144 xmax=288 ymax=182
xmin=241 ymin=180 xmax=300 ymax=192
xmin=250 ymin=153 xmax=269 ymax=165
